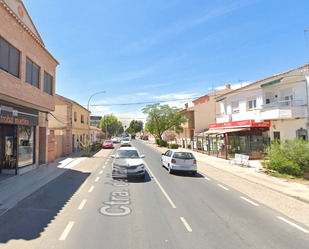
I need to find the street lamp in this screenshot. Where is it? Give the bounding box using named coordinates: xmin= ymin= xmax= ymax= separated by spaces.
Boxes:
xmin=87 ymin=91 xmax=105 ymax=140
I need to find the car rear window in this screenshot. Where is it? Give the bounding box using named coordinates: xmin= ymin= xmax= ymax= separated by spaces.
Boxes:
xmin=105 ymin=140 xmax=112 ymax=143
xmin=173 ymin=152 xmax=195 ymax=159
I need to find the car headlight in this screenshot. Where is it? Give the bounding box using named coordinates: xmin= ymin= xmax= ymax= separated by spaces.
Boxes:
xmin=112 ymin=164 xmax=121 ymax=169
xmin=136 ymin=164 xmax=145 ymax=169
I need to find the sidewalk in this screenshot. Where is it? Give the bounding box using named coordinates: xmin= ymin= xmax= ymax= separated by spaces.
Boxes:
xmin=0 ymin=151 xmax=85 ymax=216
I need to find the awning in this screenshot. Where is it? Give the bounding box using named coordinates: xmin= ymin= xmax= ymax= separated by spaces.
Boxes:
xmin=261 ymin=79 xmax=281 ymax=88
xmin=203 ymin=127 xmax=249 ymax=135
xmin=217 ymin=128 xmax=249 ymax=133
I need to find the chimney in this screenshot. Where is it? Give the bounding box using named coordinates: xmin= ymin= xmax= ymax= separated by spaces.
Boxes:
xmin=185 ymin=103 xmax=188 ymax=109
xmin=226 ymin=83 xmax=231 ymax=89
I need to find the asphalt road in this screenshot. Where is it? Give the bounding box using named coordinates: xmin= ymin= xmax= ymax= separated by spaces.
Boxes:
xmin=0 ymin=140 xmax=308 ymax=249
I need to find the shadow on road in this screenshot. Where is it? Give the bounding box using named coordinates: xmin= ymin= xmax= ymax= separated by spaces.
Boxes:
xmin=0 ymin=169 xmax=90 ymax=243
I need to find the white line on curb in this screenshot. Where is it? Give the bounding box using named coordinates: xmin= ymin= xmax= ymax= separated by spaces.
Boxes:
xmin=88 ymin=186 xmax=94 ymax=193
xmin=95 ymin=177 xmax=100 ymax=182
xmin=277 ymin=216 xmax=309 ymax=233
xmin=59 ymin=221 xmax=74 ymax=241
xmin=180 ymin=217 xmax=193 ymax=232
xmin=217 ymin=184 xmax=230 ymax=191
xmin=240 ymin=196 xmax=259 ymax=206
xmin=78 ymin=199 xmax=87 ymax=210
xmin=99 ymin=170 xmax=103 ymax=174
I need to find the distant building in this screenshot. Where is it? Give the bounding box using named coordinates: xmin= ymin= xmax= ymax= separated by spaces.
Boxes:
xmin=90 ymin=116 xmax=102 ymax=128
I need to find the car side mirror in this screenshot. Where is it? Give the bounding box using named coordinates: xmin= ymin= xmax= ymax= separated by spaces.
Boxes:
xmin=111 ymin=155 xmax=115 ymax=158
xmin=140 ymin=155 xmax=145 ymax=158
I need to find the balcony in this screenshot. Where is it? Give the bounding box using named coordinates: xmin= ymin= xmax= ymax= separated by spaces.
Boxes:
xmin=261 ymin=100 xmax=303 ymax=109
xmin=260 ymin=100 xmax=307 ymax=119
xmin=216 ymin=112 xmax=232 ymax=123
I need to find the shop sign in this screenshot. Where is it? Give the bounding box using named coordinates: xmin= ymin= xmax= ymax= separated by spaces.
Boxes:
xmin=209 ymin=119 xmax=270 ymax=129
xmin=0 ymin=104 xmax=38 ymax=126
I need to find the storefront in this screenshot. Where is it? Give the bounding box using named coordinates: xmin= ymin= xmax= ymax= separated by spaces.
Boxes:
xmin=0 ymin=102 xmax=38 ymax=175
xmin=194 ymin=120 xmax=271 ymax=159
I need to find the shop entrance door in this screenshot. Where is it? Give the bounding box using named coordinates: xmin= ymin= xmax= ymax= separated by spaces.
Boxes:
xmin=0 ymin=125 xmax=17 ymax=174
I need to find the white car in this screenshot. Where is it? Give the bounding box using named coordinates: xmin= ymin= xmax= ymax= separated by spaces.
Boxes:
xmin=111 ymin=147 xmax=145 ymax=180
xmin=111 ymin=136 xmax=119 ymax=143
xmin=161 ymin=149 xmax=197 ymax=175
xmin=120 ymin=137 xmax=131 ymax=147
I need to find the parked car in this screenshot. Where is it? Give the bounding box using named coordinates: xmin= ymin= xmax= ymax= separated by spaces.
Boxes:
xmin=120 ymin=137 xmax=131 ymax=147
xmin=161 ymin=149 xmax=197 ymax=175
xmin=111 ymin=147 xmax=145 ymax=180
xmin=111 ymin=136 xmax=119 ymax=143
xmin=102 ymin=140 xmax=114 ymax=149
xmin=140 ymin=135 xmax=148 ymax=140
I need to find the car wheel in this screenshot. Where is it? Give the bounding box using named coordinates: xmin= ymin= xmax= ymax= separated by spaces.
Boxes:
xmin=168 ymin=165 xmax=173 ymax=174
xmin=191 ymin=171 xmax=197 ymax=176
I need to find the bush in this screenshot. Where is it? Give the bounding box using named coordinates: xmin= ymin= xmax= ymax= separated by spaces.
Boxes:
xmin=155 ymin=138 xmax=160 ymax=145
xmin=169 ymin=143 xmax=179 ymax=149
xmin=265 ymin=138 xmax=309 ymax=177
xmin=91 ymin=142 xmax=102 ymax=151
xmin=159 ymin=140 xmax=168 ymax=147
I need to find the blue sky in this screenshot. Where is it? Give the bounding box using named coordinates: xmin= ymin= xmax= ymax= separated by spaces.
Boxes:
xmin=23 ymin=0 xmax=309 ymax=127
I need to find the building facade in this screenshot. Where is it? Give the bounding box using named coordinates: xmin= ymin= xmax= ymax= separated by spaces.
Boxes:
xmin=0 ymin=0 xmax=59 ymax=174
xmin=177 ymin=84 xmax=233 ymax=149
xmin=198 ymin=64 xmax=309 ymax=159
xmin=48 ymin=95 xmax=72 ymax=160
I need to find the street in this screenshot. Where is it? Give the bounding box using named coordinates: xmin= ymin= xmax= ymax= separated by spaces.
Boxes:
xmin=0 ymin=140 xmax=308 ymax=249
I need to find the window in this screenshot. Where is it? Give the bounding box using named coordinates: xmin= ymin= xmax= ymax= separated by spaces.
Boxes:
xmin=0 ymin=37 xmax=20 ymax=77
xmin=232 ymin=100 xmax=239 ymax=113
xmin=26 ymin=58 xmax=40 ymax=88
xmin=44 ymin=71 xmax=53 ymax=95
xmin=247 ymin=96 xmax=257 ymax=110
xmin=81 ymin=115 xmax=84 ymax=123
xmin=74 ymin=112 xmax=77 ymax=122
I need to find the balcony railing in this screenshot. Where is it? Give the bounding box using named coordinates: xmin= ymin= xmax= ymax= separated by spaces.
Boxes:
xmin=261 ymin=100 xmax=303 ymax=110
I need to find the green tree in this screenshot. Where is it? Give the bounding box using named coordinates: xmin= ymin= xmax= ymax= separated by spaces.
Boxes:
xmin=100 ymin=114 xmax=121 ymax=137
xmin=128 ymin=120 xmax=143 ymax=134
xmin=142 ymin=103 xmax=188 ymax=140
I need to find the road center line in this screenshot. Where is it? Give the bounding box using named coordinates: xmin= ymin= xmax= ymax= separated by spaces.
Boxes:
xmin=277 ymin=216 xmax=309 ymax=233
xmin=217 ymin=184 xmax=230 ymax=191
xmin=145 ymin=163 xmax=176 ymax=208
xmin=95 ymin=177 xmax=100 ymax=182
xmin=180 ymin=217 xmax=193 ymax=232
xmin=88 ymin=186 xmax=95 ymax=193
xmin=99 ymin=170 xmax=103 ymax=174
xmin=240 ymin=196 xmax=259 ymax=206
xmin=59 ymin=221 xmax=74 ymax=241
xmin=78 ymin=199 xmax=87 ymax=210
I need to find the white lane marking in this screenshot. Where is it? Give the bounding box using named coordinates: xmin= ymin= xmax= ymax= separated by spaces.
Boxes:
xmin=107 ymin=159 xmax=109 ymax=162
xmin=103 ymin=165 xmax=106 ymax=168
xmin=78 ymin=199 xmax=87 ymax=210
xmin=204 ymin=176 xmax=211 ymax=181
xmin=180 ymin=217 xmax=192 ymax=232
xmin=88 ymin=186 xmax=94 ymax=193
xmin=105 ymin=162 xmax=107 ymax=165
xmin=99 ymin=170 xmax=103 ymax=174
xmin=145 ymin=163 xmax=177 ymax=208
xmin=95 ymin=177 xmax=100 ymax=182
xmin=59 ymin=222 xmax=74 ymax=241
xmin=217 ymin=184 xmax=230 ymax=191
xmin=277 ymin=216 xmax=309 ymax=233
xmin=240 ymin=196 xmax=259 ymax=206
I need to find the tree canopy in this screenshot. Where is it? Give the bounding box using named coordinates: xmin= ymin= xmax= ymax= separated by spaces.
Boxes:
xmin=126 ymin=120 xmax=144 ymax=134
xmin=142 ymin=103 xmax=187 ymax=140
xmin=100 ymin=114 xmax=123 ymax=137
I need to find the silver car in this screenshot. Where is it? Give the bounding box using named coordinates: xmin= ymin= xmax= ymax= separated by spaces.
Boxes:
xmin=120 ymin=137 xmax=131 ymax=147
xmin=112 ymin=147 xmax=145 ymax=180
xmin=161 ymin=149 xmax=197 ymax=175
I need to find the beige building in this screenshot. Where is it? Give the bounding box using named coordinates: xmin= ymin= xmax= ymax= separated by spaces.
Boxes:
xmin=48 ymin=95 xmax=73 ymax=160
xmin=0 ymin=0 xmax=59 ymax=174
xmin=177 ymin=84 xmax=232 ymax=148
